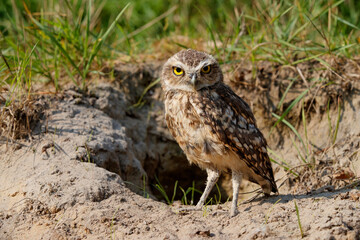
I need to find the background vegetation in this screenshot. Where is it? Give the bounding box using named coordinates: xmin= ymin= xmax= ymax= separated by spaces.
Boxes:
xmin=1 ymin=0 xmax=359 ymax=97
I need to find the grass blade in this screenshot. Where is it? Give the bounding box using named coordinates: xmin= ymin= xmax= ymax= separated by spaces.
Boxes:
xmin=179 ymin=186 xmax=188 ymax=205
xmin=272 ymin=113 xmax=306 ymax=152
xmin=83 ymin=0 xmax=91 ymax=62
xmin=191 ymin=181 xmax=195 ymax=205
xmin=291 ymin=137 xmax=307 ymax=164
xmin=23 ymin=3 xmax=83 ymax=79
xmin=267 ymin=148 xmax=299 ymax=177
xmin=265 ymin=198 xmax=281 ymax=224
xmin=327 ymin=99 xmax=333 ymax=138
xmin=271 ymin=88 xmax=309 ymax=133
xmin=294 ymin=200 xmax=304 ymax=238
xmin=171 ymin=180 xmax=178 ymax=204
xmin=154 ymin=175 xmax=170 ymax=204
xmin=277 ymin=78 xmax=296 ymax=109
xmin=131 ymin=78 xmax=161 ymax=108
xmin=84 ymin=3 xmax=131 ymax=77
xmin=215 ymin=183 xmax=221 ymax=204
xmin=334 ymin=15 xmax=360 ymax=30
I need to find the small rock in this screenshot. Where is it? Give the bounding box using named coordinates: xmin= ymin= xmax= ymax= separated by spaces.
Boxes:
xmin=49 ymin=206 xmax=60 ymax=214
xmin=248 ymin=225 xmax=270 ymax=239
xmin=66 ymin=89 xmax=83 ymax=98
xmin=349 ymin=190 xmax=360 ymax=201
xmin=42 ymin=151 xmax=49 ymax=160
xmin=339 ymin=192 xmax=349 ymax=200
xmin=333 ymin=168 xmax=355 ymax=180
xmin=339 ymin=158 xmax=351 ymax=167
xmin=74 ymin=98 xmax=83 ymax=105
xmin=42 ymin=142 xmax=54 ymax=152
xmin=347 ymin=230 xmax=360 ymax=240
xmin=196 ymin=230 xmax=211 ymax=237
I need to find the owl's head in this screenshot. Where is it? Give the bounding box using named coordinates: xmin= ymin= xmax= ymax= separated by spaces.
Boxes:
xmin=161 ymin=49 xmax=223 ymax=92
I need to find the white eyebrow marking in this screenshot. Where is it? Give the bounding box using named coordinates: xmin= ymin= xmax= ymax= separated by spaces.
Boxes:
xmin=196 ymin=59 xmax=214 ymax=70
xmin=171 ymin=61 xmax=187 ymax=69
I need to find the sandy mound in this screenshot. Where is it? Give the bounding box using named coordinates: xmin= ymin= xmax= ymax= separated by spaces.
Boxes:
xmin=1 ymin=58 xmax=360 ymax=239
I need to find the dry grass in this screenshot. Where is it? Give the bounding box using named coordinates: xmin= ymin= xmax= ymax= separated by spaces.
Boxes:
xmin=0 ymin=97 xmax=45 ymax=141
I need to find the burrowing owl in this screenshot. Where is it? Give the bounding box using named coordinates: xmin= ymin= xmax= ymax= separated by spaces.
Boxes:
xmin=161 ymin=49 xmax=277 ymax=217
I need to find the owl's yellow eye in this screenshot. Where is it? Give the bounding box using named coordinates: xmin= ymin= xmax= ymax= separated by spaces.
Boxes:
xmin=173 ymin=67 xmax=184 ymax=76
xmin=201 ymin=65 xmax=211 ymax=74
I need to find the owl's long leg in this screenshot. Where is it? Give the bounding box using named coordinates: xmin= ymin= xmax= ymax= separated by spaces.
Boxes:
xmin=196 ymin=169 xmax=220 ymax=208
xmin=230 ymin=171 xmax=242 ymax=217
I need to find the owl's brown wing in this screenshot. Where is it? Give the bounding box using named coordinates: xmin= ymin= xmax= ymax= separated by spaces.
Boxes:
xmin=191 ymin=83 xmax=277 ymax=193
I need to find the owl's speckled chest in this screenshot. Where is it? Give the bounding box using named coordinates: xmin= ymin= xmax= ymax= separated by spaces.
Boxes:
xmin=164 ymin=89 xmax=230 ymax=169
xmin=164 ymin=90 xmax=203 ymax=147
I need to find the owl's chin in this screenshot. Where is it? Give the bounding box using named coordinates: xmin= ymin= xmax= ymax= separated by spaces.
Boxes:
xmin=163 ymin=84 xmax=197 ymax=93
xmin=194 ymin=82 xmax=217 ymax=91
xmin=163 ymin=81 xmax=219 ymax=93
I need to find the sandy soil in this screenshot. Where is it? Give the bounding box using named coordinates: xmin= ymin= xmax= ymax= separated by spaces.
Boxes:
xmin=1 ymin=58 xmax=360 ymax=239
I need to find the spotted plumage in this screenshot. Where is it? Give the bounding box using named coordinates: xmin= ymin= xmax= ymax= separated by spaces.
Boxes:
xmin=162 ymin=49 xmax=278 ymax=217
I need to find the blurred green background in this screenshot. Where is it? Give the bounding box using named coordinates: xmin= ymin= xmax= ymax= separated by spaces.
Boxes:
xmin=1 ymin=0 xmax=359 ymax=50
xmin=0 ymin=0 xmax=359 ymax=91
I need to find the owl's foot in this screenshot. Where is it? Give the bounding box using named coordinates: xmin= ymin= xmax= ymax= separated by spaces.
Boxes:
xmin=229 ymin=171 xmax=242 ymax=218
xmin=230 ymin=206 xmax=239 ymax=217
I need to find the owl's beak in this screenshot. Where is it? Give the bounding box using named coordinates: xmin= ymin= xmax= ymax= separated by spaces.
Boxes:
xmin=189 ymin=73 xmax=197 ymax=88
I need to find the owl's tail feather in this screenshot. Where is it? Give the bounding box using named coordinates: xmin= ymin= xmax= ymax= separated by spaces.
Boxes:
xmin=248 ymin=176 xmax=278 ymax=195
xmin=270 ymin=179 xmax=278 ymax=194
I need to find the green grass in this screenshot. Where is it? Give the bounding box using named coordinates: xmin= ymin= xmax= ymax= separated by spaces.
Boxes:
xmin=294 ymin=200 xmax=304 ymax=238
xmin=153 ymin=176 xmax=216 ymax=206
xmin=1 ymin=0 xmax=359 ymax=97
xmin=264 ymin=198 xmax=281 ymax=224
xmin=126 ymin=175 xmax=221 ymax=206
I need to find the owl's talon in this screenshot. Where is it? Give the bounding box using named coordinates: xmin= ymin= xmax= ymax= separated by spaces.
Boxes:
xmin=230 ymin=207 xmax=239 ymax=217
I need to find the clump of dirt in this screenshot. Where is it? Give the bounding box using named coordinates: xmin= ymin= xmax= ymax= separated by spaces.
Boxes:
xmin=0 ymin=97 xmax=45 ymax=140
